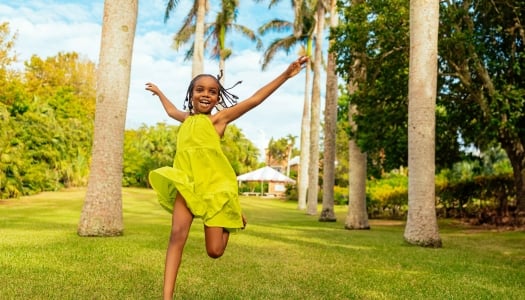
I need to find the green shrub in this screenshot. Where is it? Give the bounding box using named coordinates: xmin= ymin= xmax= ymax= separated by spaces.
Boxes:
xmin=435 ymin=173 xmax=515 ymax=218
xmin=333 ymin=185 xmax=348 ymax=205
xmin=366 ymin=173 xmax=408 ymax=218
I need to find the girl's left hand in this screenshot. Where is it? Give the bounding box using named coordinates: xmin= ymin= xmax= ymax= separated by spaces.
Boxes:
xmin=286 ymin=56 xmax=309 ymax=78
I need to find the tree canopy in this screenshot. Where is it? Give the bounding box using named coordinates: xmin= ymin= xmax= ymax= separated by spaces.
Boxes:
xmin=1 ymin=22 xmax=96 ymax=198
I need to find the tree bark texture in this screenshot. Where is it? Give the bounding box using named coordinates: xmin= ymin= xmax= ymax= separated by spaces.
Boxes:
xmin=345 ymin=138 xmax=370 ymax=229
xmin=307 ymin=3 xmax=325 ymax=215
xmin=319 ymin=0 xmax=339 ymax=222
xmin=192 ymin=0 xmax=206 ymax=77
xmin=404 ymin=0 xmax=442 ymax=247
xmin=345 ymin=0 xmax=370 ymax=230
xmin=298 ymin=44 xmax=312 ymax=211
xmin=78 ymin=0 xmax=137 ymax=236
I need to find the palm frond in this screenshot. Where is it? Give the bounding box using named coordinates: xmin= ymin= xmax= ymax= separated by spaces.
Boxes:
xmin=172 ymin=25 xmax=195 ymax=50
xmin=258 ymin=20 xmax=293 ymax=35
xmin=231 ymin=24 xmax=263 ymax=50
xmin=261 ymin=35 xmax=298 ymax=70
xmin=164 ymin=0 xmax=180 ymax=23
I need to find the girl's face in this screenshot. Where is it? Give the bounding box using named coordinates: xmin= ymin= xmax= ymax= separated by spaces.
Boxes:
xmin=191 ymin=76 xmax=220 ymax=114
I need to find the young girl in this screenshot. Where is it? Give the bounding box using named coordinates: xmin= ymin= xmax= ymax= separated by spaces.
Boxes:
xmin=145 ymin=56 xmax=308 ymax=299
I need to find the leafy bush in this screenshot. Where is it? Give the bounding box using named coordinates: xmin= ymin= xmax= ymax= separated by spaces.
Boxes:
xmin=366 ymin=172 xmax=408 ymax=218
xmin=436 ymin=173 xmax=515 ymax=218
xmin=333 ymin=185 xmax=348 ymax=205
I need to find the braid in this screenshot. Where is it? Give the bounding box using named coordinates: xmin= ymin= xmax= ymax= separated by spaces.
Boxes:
xmin=183 ymin=72 xmax=242 ymax=112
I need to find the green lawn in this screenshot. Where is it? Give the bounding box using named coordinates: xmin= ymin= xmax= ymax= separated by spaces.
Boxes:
xmin=1 ymin=188 xmax=524 ymax=299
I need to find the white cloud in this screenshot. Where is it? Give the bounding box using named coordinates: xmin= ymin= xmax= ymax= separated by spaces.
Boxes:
xmin=3 ymin=3 xmax=101 ymax=66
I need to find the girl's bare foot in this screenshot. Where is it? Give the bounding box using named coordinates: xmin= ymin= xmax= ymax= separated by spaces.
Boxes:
xmin=242 ymin=215 xmax=247 ymax=229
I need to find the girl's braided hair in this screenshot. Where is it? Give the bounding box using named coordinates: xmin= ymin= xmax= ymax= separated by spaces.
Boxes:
xmin=183 ymin=70 xmax=242 ymax=112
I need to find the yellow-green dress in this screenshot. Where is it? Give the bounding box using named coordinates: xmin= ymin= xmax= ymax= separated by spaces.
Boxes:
xmin=148 ymin=114 xmax=243 ymax=231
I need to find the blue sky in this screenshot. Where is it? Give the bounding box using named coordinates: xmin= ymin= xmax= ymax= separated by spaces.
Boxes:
xmin=1 ymin=0 xmax=324 ymax=154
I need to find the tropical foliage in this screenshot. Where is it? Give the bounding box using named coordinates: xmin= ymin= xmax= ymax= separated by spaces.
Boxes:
xmin=0 ymin=23 xmax=95 ymax=198
xmin=332 ymin=0 xmax=523 ymax=219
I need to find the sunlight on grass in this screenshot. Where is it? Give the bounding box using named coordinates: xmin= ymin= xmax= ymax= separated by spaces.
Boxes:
xmin=1 ymin=188 xmax=524 ymax=299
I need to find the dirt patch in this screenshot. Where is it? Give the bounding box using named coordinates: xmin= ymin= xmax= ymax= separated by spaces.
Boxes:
xmin=369 ymin=219 xmax=405 ymax=226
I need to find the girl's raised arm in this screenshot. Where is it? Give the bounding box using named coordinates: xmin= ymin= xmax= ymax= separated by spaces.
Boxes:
xmin=146 ymin=82 xmax=188 ymax=122
xmin=216 ymin=56 xmax=308 ymax=124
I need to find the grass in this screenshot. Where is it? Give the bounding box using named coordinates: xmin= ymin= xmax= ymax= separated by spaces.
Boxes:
xmin=1 ymin=188 xmax=524 ymax=300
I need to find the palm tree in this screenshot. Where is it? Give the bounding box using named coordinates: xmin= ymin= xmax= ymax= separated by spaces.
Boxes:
xmin=403 ymin=0 xmax=442 ymax=247
xmin=285 ymin=134 xmax=297 ymax=177
xmin=306 ymin=0 xmax=327 ymax=216
xmin=78 ymin=0 xmax=138 ymax=236
xmin=166 ymin=1 xmax=260 ymax=84
xmin=205 ymin=0 xmax=262 ymax=84
xmin=258 ymin=0 xmax=315 ymax=210
xmin=319 ymin=0 xmax=338 ymax=222
xmin=164 ymin=0 xmax=208 ymax=77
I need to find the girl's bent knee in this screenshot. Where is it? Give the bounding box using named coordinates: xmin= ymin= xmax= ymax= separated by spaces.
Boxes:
xmin=206 ymin=246 xmax=225 ymax=258
xmin=206 ymin=250 xmax=224 ymax=259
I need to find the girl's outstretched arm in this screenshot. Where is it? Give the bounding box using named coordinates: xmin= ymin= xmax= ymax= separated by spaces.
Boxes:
xmin=215 ymin=56 xmax=308 ymax=125
xmin=146 ymin=82 xmax=188 ymax=122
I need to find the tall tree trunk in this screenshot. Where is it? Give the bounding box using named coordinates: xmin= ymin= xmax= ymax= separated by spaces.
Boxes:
xmin=192 ymin=0 xmax=206 ymax=77
xmin=297 ymin=40 xmax=313 ymax=211
xmin=345 ymin=0 xmax=369 ymax=230
xmin=307 ymin=2 xmax=325 ymax=215
xmin=319 ymin=0 xmax=338 ymax=222
xmin=345 ymin=72 xmax=369 ymax=229
xmin=501 ymin=139 xmax=525 ymax=214
xmin=78 ymin=0 xmax=138 ymax=236
xmin=345 ymin=110 xmax=370 ymax=229
xmin=404 ymin=0 xmax=442 ymax=247
xmin=293 ymin=0 xmax=304 ymax=38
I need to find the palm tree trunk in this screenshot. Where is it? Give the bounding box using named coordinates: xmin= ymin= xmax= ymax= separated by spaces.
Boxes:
xmin=306 ymin=3 xmax=325 ymax=215
xmin=345 ymin=114 xmax=370 ymax=229
xmin=192 ymin=0 xmax=206 ymax=77
xmin=78 ymin=0 xmax=137 ymax=236
xmin=345 ymin=0 xmax=370 ymax=230
xmin=293 ymin=0 xmax=304 ymax=38
xmin=297 ymin=65 xmax=311 ymax=210
xmin=319 ymin=0 xmax=338 ymax=222
xmin=404 ymin=0 xmax=442 ymax=247
xmin=297 ymin=40 xmax=313 ymax=211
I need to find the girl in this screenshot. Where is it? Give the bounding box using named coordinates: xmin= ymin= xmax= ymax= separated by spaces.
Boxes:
xmin=146 ymin=56 xmax=308 ymax=299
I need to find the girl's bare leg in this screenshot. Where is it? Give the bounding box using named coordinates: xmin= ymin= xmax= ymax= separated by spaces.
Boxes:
xmin=203 ymin=214 xmax=247 ymax=258
xmin=204 ymin=226 xmax=230 ymax=258
xmin=163 ymin=194 xmax=193 ymax=300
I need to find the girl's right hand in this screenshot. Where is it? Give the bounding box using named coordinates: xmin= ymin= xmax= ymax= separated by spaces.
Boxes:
xmin=145 ymin=82 xmax=161 ymax=96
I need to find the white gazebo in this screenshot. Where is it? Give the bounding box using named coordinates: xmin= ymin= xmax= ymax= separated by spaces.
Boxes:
xmin=237 ymin=166 xmax=295 ymax=196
